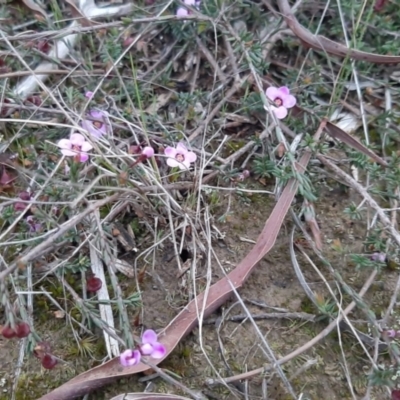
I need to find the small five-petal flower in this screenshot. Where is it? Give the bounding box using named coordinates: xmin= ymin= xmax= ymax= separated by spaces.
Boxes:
xmin=57 ymin=133 xmax=93 ymax=162
xmin=81 ymin=110 xmax=108 ymax=140
xmin=164 ymin=142 xmax=197 ymax=170
xmin=265 ymin=86 xmax=296 ymax=119
xmin=177 ymin=0 xmax=201 ymax=17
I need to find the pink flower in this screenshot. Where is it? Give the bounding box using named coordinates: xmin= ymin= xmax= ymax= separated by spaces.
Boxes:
xmin=237 ymin=170 xmax=250 ymax=182
xmin=81 ymin=110 xmax=107 ymax=140
xmin=26 ymin=215 xmax=41 ymax=233
xmin=370 ymin=252 xmax=387 ymax=263
xmin=119 ymin=329 xmax=166 ymax=367
xmin=139 ymin=329 xmax=166 ymax=359
xmin=386 ymin=329 xmax=397 ymax=338
xmin=265 ymin=86 xmax=296 ymax=119
xmin=142 ymin=146 xmax=154 ymax=158
xmin=177 ymin=0 xmax=200 ymax=17
xmin=85 ymin=91 xmax=94 ymax=99
xmin=164 ymin=142 xmax=197 ymax=170
xmin=120 ymin=349 xmax=141 ymax=366
xmin=57 ymin=133 xmax=93 ymax=162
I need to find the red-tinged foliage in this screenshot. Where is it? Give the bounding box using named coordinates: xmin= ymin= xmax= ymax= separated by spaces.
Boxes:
xmin=41 ymin=354 xmax=58 ymax=369
xmin=14 ymin=191 xmax=32 ymax=211
xmin=1 ymin=325 xmax=16 ymax=339
xmin=0 ymin=169 xmax=16 ymax=185
xmin=374 ymin=0 xmax=386 ymax=11
xmin=19 ymin=191 xmax=31 ymax=201
xmin=25 ymin=40 xmax=50 ymax=53
xmin=15 ymin=322 xmax=31 ymax=338
xmin=0 ymin=58 xmax=11 ymax=73
xmin=87 ymin=275 xmax=102 ymax=292
xmin=36 ymin=40 xmax=50 ymax=53
xmin=25 ymin=95 xmax=43 ymax=107
xmin=392 ymin=390 xmax=400 ymax=400
xmin=122 ymin=37 xmax=135 ymax=48
xmin=129 ymin=145 xmax=142 ymax=155
xmin=0 ymin=98 xmax=14 ymax=117
xmin=34 ymin=341 xmax=52 ymax=359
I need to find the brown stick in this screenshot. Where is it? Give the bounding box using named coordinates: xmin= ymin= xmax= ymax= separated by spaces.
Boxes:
xmin=277 ymin=0 xmax=400 ymax=64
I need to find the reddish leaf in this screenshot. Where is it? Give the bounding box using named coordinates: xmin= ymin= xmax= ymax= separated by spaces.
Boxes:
xmin=374 ymin=0 xmax=386 ymax=11
xmin=392 ymin=390 xmax=400 ymax=400
xmin=15 ymin=322 xmax=31 ymax=338
xmin=34 ymin=341 xmax=52 ymax=359
xmin=1 ymin=325 xmax=16 ymax=339
xmin=0 ymin=169 xmax=16 ymax=185
xmin=41 ymin=354 xmax=57 ymax=369
xmin=86 ymin=276 xmax=102 ymax=292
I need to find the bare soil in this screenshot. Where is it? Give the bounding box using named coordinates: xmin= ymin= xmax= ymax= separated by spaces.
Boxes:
xmin=0 ymin=176 xmax=394 ymax=400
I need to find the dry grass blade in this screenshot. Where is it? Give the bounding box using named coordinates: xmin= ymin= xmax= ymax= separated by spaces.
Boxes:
xmin=89 ymin=211 xmax=119 ymax=358
xmin=110 ymin=394 xmax=192 ymax=400
xmin=21 ymin=0 xmax=48 ymax=20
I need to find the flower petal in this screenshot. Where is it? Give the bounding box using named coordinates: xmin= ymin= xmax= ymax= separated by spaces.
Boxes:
xmin=81 ymin=117 xmax=105 ymax=139
xmin=176 ymin=142 xmax=188 ymax=154
xmin=81 ymin=120 xmax=98 ymax=139
xmin=57 ymin=139 xmax=72 ymax=150
xmin=176 ymin=7 xmax=189 ymax=17
xmin=60 ymin=149 xmax=77 ymax=156
xmin=278 ymin=86 xmax=290 ymax=96
xmin=387 ymin=330 xmax=396 ymax=338
xmin=70 ymin=133 xmax=86 ymax=145
xmin=185 ymin=151 xmax=197 ymax=163
xmin=120 ymin=349 xmax=141 ymax=366
xmin=166 ymin=158 xmax=180 ymax=168
xmin=90 ymin=129 xmax=103 ymax=140
xmin=85 ymin=91 xmax=94 ymax=99
xmin=282 ymin=94 xmax=296 ymax=109
xmin=142 ymin=329 xmax=157 ymax=345
xmin=140 ymin=343 xmax=153 ymax=355
xmin=266 ymin=86 xmax=280 ymax=101
xmin=89 ymin=110 xmax=105 ymax=120
xmin=120 ymin=349 xmax=132 ymax=366
xmin=79 ymin=153 xmax=89 ymax=163
xmin=177 ymin=161 xmax=189 ymax=170
xmin=81 ymin=142 xmax=93 ymax=152
xmin=272 ymin=106 xmax=288 ymax=119
xmin=151 ymin=342 xmax=166 ymax=359
xmin=142 ymin=146 xmax=154 ymax=158
xmin=164 ymin=146 xmax=177 ymax=158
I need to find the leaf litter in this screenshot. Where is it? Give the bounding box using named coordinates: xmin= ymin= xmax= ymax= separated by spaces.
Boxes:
xmin=0 ymin=1 xmax=400 ymax=400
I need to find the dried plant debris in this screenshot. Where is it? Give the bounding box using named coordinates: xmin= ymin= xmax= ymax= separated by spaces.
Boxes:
xmin=1 ymin=1 xmax=400 ymax=400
